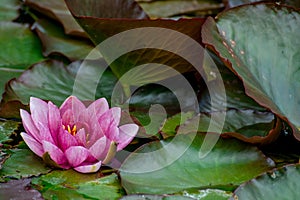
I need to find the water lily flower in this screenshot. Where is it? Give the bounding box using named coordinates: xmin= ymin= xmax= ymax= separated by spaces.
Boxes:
xmin=20 ymin=96 xmax=139 ymax=173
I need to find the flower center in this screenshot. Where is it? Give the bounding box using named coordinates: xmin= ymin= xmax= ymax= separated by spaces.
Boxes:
xmin=63 ymin=125 xmax=77 ymax=136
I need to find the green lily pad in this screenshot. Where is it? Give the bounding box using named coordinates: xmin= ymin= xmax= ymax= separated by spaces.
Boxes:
xmin=120 ymin=133 xmax=275 ymax=194
xmin=202 ymin=4 xmax=300 ymax=140
xmin=24 ymin=0 xmax=86 ymax=37
xmin=137 ymin=0 xmax=224 ymax=18
xmin=180 ymin=189 xmax=232 ymax=200
xmin=120 ymin=195 xmax=194 ymax=200
xmin=32 ymin=171 xmax=123 ymax=200
xmin=33 ymin=18 xmax=96 ymax=61
xmin=0 ymin=22 xmax=44 ymax=96
xmin=0 ymin=59 xmax=118 ymax=118
xmin=0 ymin=0 xmax=20 ymax=21
xmin=0 ymin=149 xmax=51 ymax=181
xmin=231 ymin=164 xmax=300 ymax=199
xmin=0 ymin=120 xmax=20 ymax=144
xmin=65 ymin=0 xmax=205 ymax=82
xmin=180 ymin=109 xmax=280 ymax=144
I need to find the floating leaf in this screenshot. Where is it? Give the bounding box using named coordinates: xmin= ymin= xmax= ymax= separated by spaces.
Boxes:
xmin=32 ymin=171 xmax=123 ymax=200
xmin=137 ymin=0 xmax=224 ymax=18
xmin=180 ymin=189 xmax=232 ymax=200
xmin=0 ymin=22 xmax=44 ymax=96
xmin=32 ymin=18 xmax=96 ymax=61
xmin=65 ymin=0 xmax=205 ymax=82
xmin=120 ymin=195 xmax=194 ymax=200
xmin=202 ymin=4 xmax=300 ymax=140
xmin=0 ymin=120 xmax=20 ymax=144
xmin=0 ymin=179 xmax=43 ymax=200
xmin=0 ymin=149 xmax=51 ymax=181
xmin=231 ymin=164 xmax=300 ymax=199
xmin=120 ymin=133 xmax=275 ymax=194
xmin=0 ymin=59 xmax=118 ymax=118
xmin=24 ymin=0 xmax=86 ymax=37
xmin=0 ymin=0 xmax=20 ymax=21
xmin=180 ymin=109 xmax=280 ymax=144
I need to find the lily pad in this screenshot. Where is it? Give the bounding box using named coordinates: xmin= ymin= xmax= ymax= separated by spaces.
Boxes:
xmin=65 ymin=0 xmax=205 ymax=82
xmin=0 ymin=22 xmax=44 ymax=96
xmin=202 ymin=4 xmax=300 ymax=140
xmin=231 ymin=164 xmax=300 ymax=199
xmin=120 ymin=195 xmax=194 ymax=200
xmin=180 ymin=109 xmax=280 ymax=144
xmin=120 ymin=133 xmax=275 ymax=194
xmin=0 ymin=0 xmax=20 ymax=21
xmin=0 ymin=120 xmax=20 ymax=144
xmin=32 ymin=171 xmax=123 ymax=200
xmin=180 ymin=189 xmax=232 ymax=200
xmin=24 ymin=0 xmax=86 ymax=37
xmin=0 ymin=59 xmax=118 ymax=118
xmin=137 ymin=0 xmax=224 ymax=18
xmin=0 ymin=149 xmax=51 ymax=181
xmin=0 ymin=179 xmax=43 ymax=200
xmin=32 ymin=18 xmax=96 ymax=61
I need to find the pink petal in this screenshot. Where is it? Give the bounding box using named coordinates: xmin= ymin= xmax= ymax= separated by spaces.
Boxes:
xmin=74 ymin=128 xmax=86 ymax=146
xmin=86 ymin=98 xmax=109 ymax=119
xmin=74 ymin=160 xmax=102 ymax=173
xmin=42 ymin=141 xmax=68 ymax=167
xmin=48 ymin=101 xmax=63 ymax=144
xmin=20 ymin=109 xmax=40 ymax=141
xmin=30 ymin=97 xmax=49 ymax=131
xmin=98 ymin=107 xmax=121 ymax=134
xmin=57 ymin=130 xmax=79 ymax=152
xmin=59 ymin=96 xmax=86 ymax=125
xmin=21 ymin=132 xmax=43 ymax=157
xmin=88 ymin=137 xmax=109 ymax=160
xmin=116 ymin=124 xmax=139 ymax=151
xmin=64 ymin=146 xmax=92 ymax=167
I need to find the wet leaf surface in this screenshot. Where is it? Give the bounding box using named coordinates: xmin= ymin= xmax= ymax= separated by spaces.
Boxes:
xmin=231 ymin=164 xmax=300 ymax=199
xmin=120 ymin=133 xmax=275 ymax=194
xmin=202 ymin=3 xmax=300 ymax=140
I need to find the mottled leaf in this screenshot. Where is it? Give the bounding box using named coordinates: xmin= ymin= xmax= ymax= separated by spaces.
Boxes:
xmin=0 ymin=120 xmax=20 ymax=144
xmin=231 ymin=164 xmax=300 ymax=200
xmin=202 ymin=4 xmax=300 ymax=140
xmin=0 ymin=0 xmax=20 ymax=21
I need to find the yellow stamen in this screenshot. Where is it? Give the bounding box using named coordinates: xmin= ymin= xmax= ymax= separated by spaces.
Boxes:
xmin=63 ymin=124 xmax=77 ymax=136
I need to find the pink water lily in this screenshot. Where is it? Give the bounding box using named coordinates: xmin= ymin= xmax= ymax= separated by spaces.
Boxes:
xmin=20 ymin=96 xmax=139 ymax=173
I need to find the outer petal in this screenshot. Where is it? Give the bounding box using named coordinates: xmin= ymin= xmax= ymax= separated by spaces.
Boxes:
xmin=65 ymin=146 xmax=93 ymax=167
xmin=21 ymin=132 xmax=43 ymax=157
xmin=30 ymin=97 xmax=49 ymax=131
xmin=48 ymin=101 xmax=63 ymax=145
xmin=116 ymin=124 xmax=139 ymax=151
xmin=88 ymin=137 xmax=109 ymax=160
xmin=20 ymin=109 xmax=40 ymax=141
xmin=86 ymin=98 xmax=109 ymax=119
xmin=59 ymin=96 xmax=86 ymax=125
xmin=57 ymin=130 xmax=79 ymax=152
xmin=74 ymin=160 xmax=102 ymax=173
xmin=42 ymin=141 xmax=68 ymax=167
xmin=98 ymin=107 xmax=121 ymax=134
